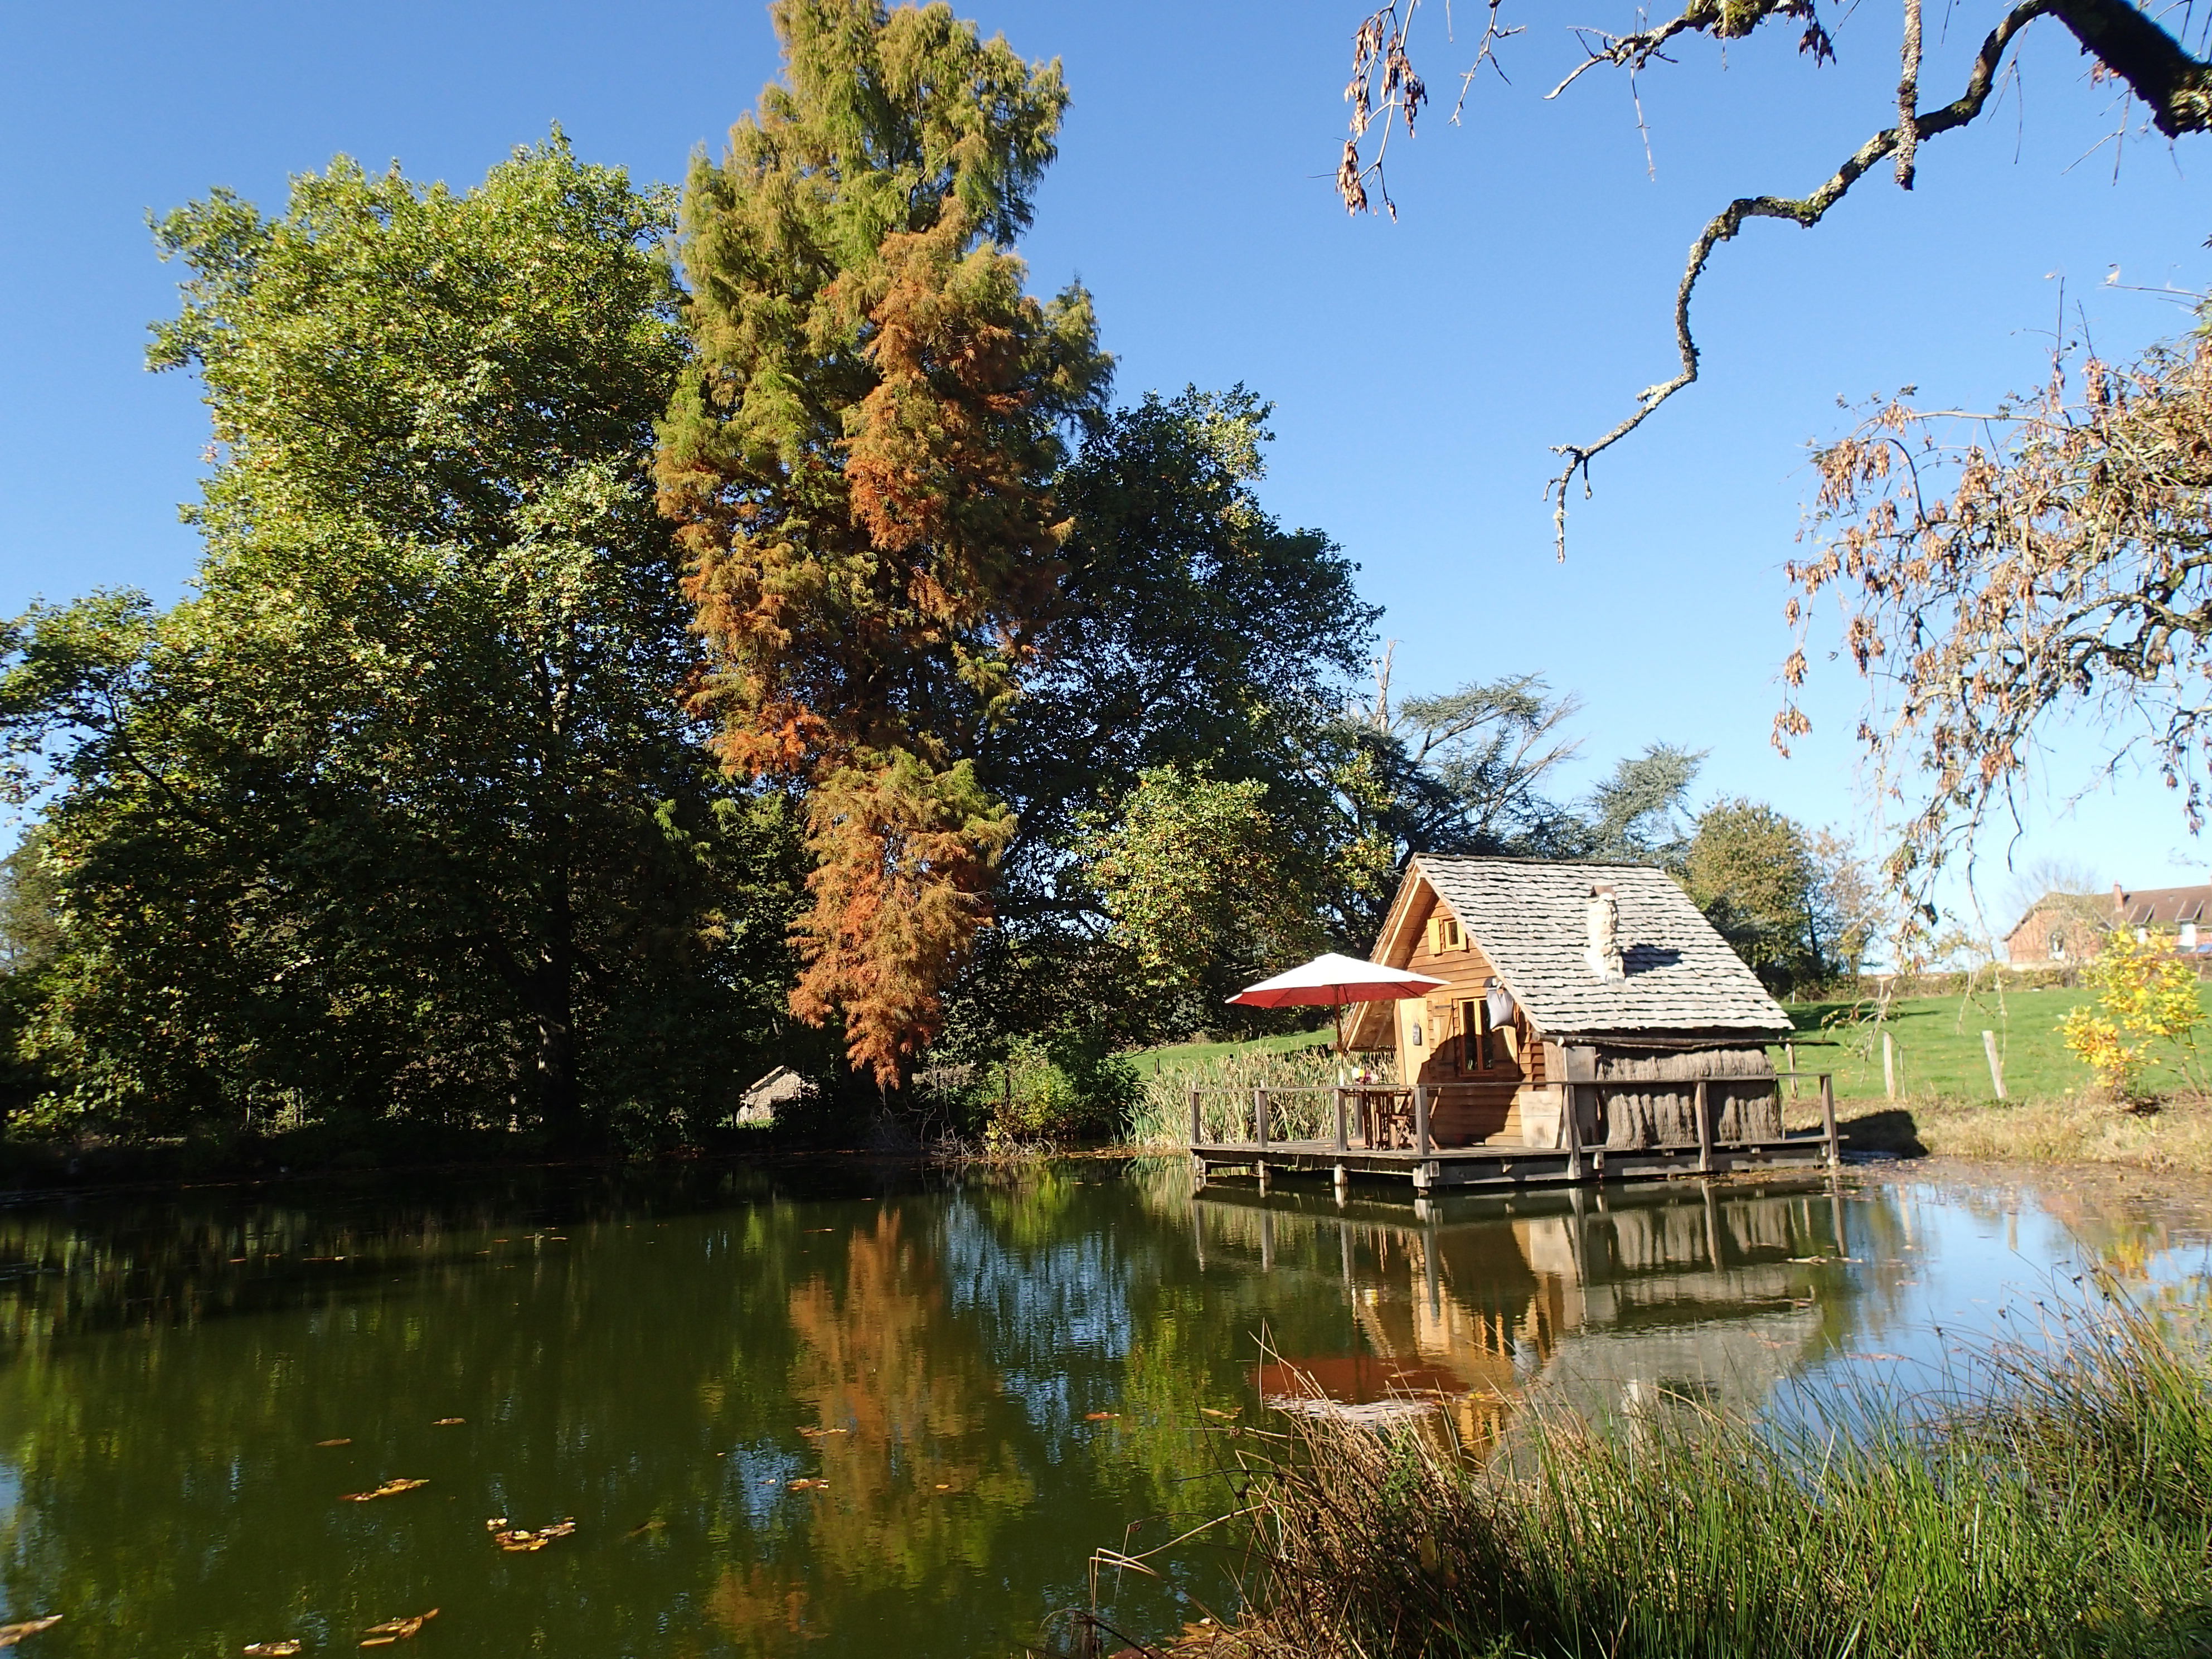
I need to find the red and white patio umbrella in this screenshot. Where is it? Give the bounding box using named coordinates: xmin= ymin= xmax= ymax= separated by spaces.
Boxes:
xmin=1227 ymin=952 xmax=1447 ymax=1060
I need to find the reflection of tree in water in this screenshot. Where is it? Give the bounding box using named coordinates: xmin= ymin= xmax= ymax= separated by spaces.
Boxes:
xmin=711 ymin=1207 xmax=1037 ymax=1648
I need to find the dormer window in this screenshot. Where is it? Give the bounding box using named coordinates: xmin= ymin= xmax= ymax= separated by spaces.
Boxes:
xmin=1427 ymin=915 xmax=1462 ymax=953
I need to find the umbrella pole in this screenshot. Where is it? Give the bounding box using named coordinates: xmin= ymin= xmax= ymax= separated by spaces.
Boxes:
xmin=1333 ymin=1002 xmax=1347 ymax=1086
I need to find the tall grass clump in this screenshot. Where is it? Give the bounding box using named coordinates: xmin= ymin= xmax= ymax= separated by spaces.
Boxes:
xmin=1161 ymin=1294 xmax=2212 ymax=1658
xmin=1127 ymin=1048 xmax=1396 ymax=1148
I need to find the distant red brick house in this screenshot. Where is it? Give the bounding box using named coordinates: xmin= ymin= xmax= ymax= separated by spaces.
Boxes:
xmin=2004 ymin=882 xmax=2212 ymax=964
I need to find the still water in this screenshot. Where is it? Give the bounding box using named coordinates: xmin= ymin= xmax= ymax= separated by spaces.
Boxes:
xmin=0 ymin=1157 xmax=2205 ymax=1657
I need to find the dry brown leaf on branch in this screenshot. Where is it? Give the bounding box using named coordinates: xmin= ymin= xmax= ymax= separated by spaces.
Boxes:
xmin=0 ymin=1616 xmax=60 ymax=1647
xmin=358 ymin=1608 xmax=438 ymax=1647
xmin=242 ymin=1642 xmax=303 ymax=1657
xmin=341 ymin=1478 xmax=429 ymax=1502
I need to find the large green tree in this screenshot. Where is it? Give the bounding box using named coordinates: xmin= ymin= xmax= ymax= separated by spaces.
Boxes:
xmin=1684 ymin=798 xmax=1825 ymax=995
xmin=0 ymin=138 xmax=798 ymax=1142
xmin=657 ymin=0 xmax=1109 ymax=1085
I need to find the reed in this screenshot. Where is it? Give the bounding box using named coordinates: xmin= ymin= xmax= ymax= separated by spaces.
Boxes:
xmin=1126 ymin=1049 xmax=1398 ymax=1148
xmin=1146 ymin=1293 xmax=2212 ymax=1658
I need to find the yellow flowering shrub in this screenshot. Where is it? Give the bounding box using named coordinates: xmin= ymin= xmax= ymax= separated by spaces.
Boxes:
xmin=2060 ymin=928 xmax=2208 ymax=1103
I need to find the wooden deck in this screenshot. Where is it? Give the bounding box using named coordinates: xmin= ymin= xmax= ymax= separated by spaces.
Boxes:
xmin=1191 ymin=1130 xmax=1835 ymax=1192
xmin=1187 ymin=1073 xmax=1840 ymax=1192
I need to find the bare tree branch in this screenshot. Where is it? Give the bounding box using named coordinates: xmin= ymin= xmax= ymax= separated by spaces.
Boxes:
xmin=1337 ymin=0 xmax=2212 ymax=557
xmin=1897 ymin=0 xmax=1923 ymax=186
xmin=1545 ymin=0 xmax=2064 ymax=558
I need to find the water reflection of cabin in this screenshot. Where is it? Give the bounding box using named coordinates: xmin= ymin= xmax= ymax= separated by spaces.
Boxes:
xmin=1181 ymin=1179 xmax=1849 ymax=1453
xmin=1192 ymin=856 xmax=1837 ymax=1190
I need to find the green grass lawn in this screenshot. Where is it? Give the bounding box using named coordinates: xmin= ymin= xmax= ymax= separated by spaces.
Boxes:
xmin=1778 ymin=983 xmax=2212 ymax=1105
xmin=1136 ymin=985 xmax=2212 ymax=1105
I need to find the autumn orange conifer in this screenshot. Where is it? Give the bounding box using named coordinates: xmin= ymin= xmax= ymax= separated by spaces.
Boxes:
xmin=657 ymin=0 xmax=1107 ymax=1083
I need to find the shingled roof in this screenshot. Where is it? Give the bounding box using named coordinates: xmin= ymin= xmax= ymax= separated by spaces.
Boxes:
xmin=1394 ymin=855 xmax=1792 ymax=1041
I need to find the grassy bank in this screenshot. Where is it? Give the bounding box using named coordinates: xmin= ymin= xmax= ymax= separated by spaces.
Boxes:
xmin=1826 ymin=1095 xmax=2212 ymax=1176
xmin=1144 ymin=1298 xmax=2212 ymax=1658
xmin=1779 ymin=984 xmax=2212 ymax=1105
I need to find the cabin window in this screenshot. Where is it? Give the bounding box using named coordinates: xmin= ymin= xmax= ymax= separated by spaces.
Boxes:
xmin=1426 ymin=915 xmax=1462 ymax=953
xmin=1458 ymin=997 xmax=1493 ymax=1071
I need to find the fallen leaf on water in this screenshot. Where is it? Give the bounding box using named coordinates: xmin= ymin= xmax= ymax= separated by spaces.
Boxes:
xmin=0 ymin=1616 xmax=61 ymax=1647
xmin=431 ymin=1418 xmax=465 ymax=1427
xmin=787 ymin=1478 xmax=830 ymax=1491
xmin=243 ymin=1642 xmax=302 ymax=1657
xmin=1200 ymin=1408 xmax=1240 ymax=1419
xmin=934 ymin=1483 xmax=951 ymax=1491
xmin=1084 ymin=1412 xmax=1118 ymax=1422
xmin=796 ymin=1426 xmax=848 ymax=1438
xmin=359 ymin=1608 xmax=437 ymax=1647
xmin=341 ymin=1478 xmax=429 ymax=1502
xmin=315 ymin=1438 xmax=352 ymax=1448
xmin=489 ymin=1518 xmax=576 ymax=1553
xmin=626 ymin=1519 xmax=666 ymax=1538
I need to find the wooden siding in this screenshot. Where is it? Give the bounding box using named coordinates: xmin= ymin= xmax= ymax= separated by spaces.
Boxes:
xmin=1390 ymin=887 xmax=1536 ymax=1146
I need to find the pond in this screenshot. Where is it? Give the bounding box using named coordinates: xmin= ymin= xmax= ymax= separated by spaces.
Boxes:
xmin=0 ymin=1156 xmax=2205 ymax=1657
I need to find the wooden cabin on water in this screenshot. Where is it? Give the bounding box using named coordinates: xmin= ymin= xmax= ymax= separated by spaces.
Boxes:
xmin=1192 ymin=856 xmax=1832 ymax=1191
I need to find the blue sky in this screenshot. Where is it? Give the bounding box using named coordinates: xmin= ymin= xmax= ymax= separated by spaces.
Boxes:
xmin=2 ymin=0 xmax=2206 ymax=935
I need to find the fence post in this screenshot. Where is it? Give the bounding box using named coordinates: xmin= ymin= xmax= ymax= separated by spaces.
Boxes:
xmin=1333 ymin=1086 xmax=1348 ymax=1153
xmin=1982 ymin=1030 xmax=2007 ymax=1100
xmin=1784 ymin=1041 xmax=1799 ymax=1098
xmin=1254 ymin=1086 xmax=1269 ymax=1151
xmin=1189 ymin=1086 xmax=1202 ymax=1148
xmin=1414 ymin=1086 xmax=1430 ymax=1157
xmin=1820 ymin=1073 xmax=1839 ymax=1169
xmin=1882 ymin=1030 xmax=1896 ymax=1100
xmin=1694 ymin=1078 xmax=1713 ymax=1173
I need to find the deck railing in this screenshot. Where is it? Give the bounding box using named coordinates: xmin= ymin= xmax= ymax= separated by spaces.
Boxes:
xmin=1187 ymin=1070 xmax=1840 ymax=1169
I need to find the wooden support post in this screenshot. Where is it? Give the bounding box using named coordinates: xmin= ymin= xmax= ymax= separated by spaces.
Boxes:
xmin=1982 ymin=1030 xmax=2007 ymax=1100
xmin=1820 ymin=1073 xmax=1839 ymax=1169
xmin=1253 ymin=1086 xmax=1269 ymax=1151
xmin=1333 ymin=1163 xmax=1349 ymax=1201
xmin=1261 ymin=1210 xmax=1274 ymax=1272
xmin=1882 ymin=1030 xmax=1896 ymax=1100
xmin=1413 ymin=1085 xmax=1430 ymax=1158
xmin=1784 ymin=1042 xmax=1799 ymax=1098
xmin=1189 ymin=1086 xmax=1202 ymax=1149
xmin=1694 ymin=1078 xmax=1713 ymax=1174
xmin=1333 ymin=1086 xmax=1348 ymax=1153
xmin=1566 ymin=1084 xmax=1585 ymax=1183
